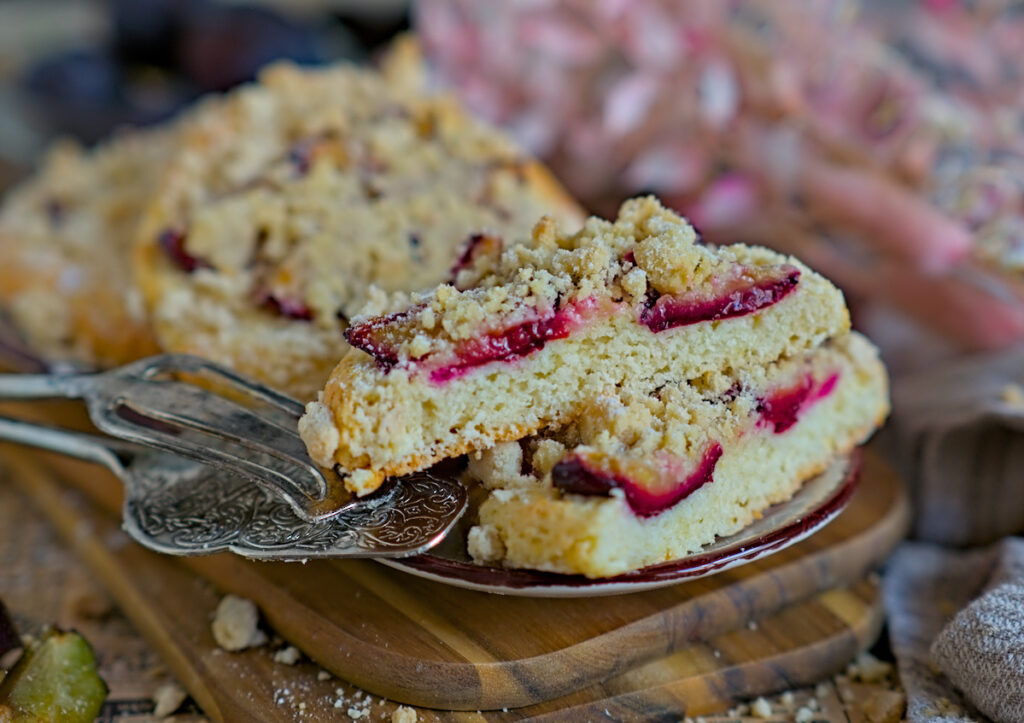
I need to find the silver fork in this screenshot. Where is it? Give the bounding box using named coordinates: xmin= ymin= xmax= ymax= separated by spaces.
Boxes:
xmin=0 ymin=415 xmax=467 ymax=559
xmin=0 ymin=353 xmax=468 ymax=557
xmin=0 ymin=353 xmax=355 ymax=520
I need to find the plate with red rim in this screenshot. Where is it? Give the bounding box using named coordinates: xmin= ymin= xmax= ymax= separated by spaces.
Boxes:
xmin=379 ymin=450 xmax=861 ymax=597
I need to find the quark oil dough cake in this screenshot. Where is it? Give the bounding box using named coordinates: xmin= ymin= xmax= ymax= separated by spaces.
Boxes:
xmin=134 ymin=57 xmax=583 ymax=400
xmin=0 ymin=131 xmax=171 ymax=368
xmin=300 ymin=197 xmax=889 ymax=576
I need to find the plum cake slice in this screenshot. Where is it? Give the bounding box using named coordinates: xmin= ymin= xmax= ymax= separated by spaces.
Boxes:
xmin=466 ymin=331 xmax=888 ymax=577
xmin=299 ymin=197 xmax=850 ymax=495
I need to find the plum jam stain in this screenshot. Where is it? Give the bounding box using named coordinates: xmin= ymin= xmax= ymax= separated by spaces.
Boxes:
xmin=159 ymin=228 xmax=211 ymax=273
xmin=757 ymin=372 xmax=839 ymax=433
xmin=552 ymin=443 xmax=724 ymax=518
xmin=640 ymin=265 xmax=800 ymax=333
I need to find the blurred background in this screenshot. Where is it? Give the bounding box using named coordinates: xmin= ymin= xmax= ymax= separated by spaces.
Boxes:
xmin=3 ymin=0 xmax=1024 ymax=369
xmin=0 ymin=0 xmax=408 ymax=179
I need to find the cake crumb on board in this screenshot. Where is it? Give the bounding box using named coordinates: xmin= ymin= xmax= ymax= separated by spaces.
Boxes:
xmin=152 ymin=681 xmax=188 ymax=718
xmin=211 ymin=595 xmax=266 ymax=652
xmin=392 ymin=706 xmax=417 ymax=723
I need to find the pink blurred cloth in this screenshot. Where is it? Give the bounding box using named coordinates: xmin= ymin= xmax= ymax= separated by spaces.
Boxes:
xmin=416 ymin=0 xmax=1024 ymax=349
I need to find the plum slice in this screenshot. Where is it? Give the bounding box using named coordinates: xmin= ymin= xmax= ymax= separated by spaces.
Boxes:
xmin=159 ymin=228 xmax=211 ymax=273
xmin=756 ymin=371 xmax=839 ymax=433
xmin=640 ymin=264 xmax=800 ymax=333
xmin=427 ymin=300 xmax=595 ymax=383
xmin=344 ymin=305 xmax=424 ymax=370
xmin=346 ymin=297 xmax=604 ymax=381
xmin=450 ymin=233 xmax=503 ymax=282
xmin=552 ymin=443 xmax=724 ymax=518
xmin=256 ymin=291 xmax=314 ymax=321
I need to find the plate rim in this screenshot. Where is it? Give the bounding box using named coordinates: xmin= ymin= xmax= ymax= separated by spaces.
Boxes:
xmin=379 ymin=450 xmax=862 ymax=597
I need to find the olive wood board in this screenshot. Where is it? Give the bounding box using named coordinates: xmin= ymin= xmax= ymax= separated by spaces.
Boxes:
xmin=2 ymin=436 xmax=908 ymax=712
xmin=3 ymin=447 xmax=885 ymax=721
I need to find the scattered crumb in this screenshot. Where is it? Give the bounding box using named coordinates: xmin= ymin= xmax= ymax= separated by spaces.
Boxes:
xmin=392 ymin=706 xmax=417 ymax=723
xmin=347 ymin=707 xmax=366 ymax=719
xmin=780 ymin=691 xmax=795 ymax=706
xmin=152 ymin=682 xmax=188 ymax=718
xmin=317 ymin=670 xmax=331 ymax=681
xmin=922 ymin=697 xmax=963 ymax=717
xmin=746 ymin=620 xmax=759 ymax=631
xmin=846 ymin=652 xmax=893 ymax=683
xmin=862 ymin=689 xmax=906 ymax=723
xmin=750 ymin=697 xmax=773 ymax=718
xmin=1001 ymin=382 xmax=1024 ymax=406
xmin=211 ymin=595 xmax=266 ymax=651
xmin=0 ymin=648 xmax=22 ymax=670
xmin=467 ymin=525 xmax=505 ymax=564
xmin=814 ymin=682 xmax=830 ymax=699
xmin=273 ymin=646 xmax=301 ymax=665
xmin=794 ymin=706 xmax=815 ymax=722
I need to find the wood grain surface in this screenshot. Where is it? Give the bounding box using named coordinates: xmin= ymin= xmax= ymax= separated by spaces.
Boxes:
xmin=2 ymin=437 xmax=908 ymax=712
xmin=2 ymin=447 xmax=886 ymax=720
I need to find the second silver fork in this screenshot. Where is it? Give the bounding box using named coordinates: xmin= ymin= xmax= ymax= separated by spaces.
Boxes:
xmin=0 ymin=353 xmax=358 ymax=521
xmin=0 ymin=353 xmax=467 ymax=538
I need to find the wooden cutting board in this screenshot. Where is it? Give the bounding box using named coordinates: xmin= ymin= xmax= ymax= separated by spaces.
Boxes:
xmin=3 ymin=448 xmax=885 ymax=721
xmin=3 ymin=441 xmax=908 ymax=714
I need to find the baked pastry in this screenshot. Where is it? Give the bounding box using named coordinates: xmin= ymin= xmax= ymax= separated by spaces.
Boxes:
xmin=0 ymin=131 xmax=169 ymax=367
xmin=300 ymin=196 xmax=852 ymax=495
xmin=133 ymin=59 xmax=583 ymax=400
xmin=466 ymin=331 xmax=888 ymax=577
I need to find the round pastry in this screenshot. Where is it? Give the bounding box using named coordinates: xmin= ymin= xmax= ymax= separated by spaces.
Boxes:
xmin=0 ymin=131 xmax=170 ymax=368
xmin=134 ymin=59 xmax=583 ymax=400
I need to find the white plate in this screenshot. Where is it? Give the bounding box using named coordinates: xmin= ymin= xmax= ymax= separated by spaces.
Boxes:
xmin=379 ymin=451 xmax=860 ymax=597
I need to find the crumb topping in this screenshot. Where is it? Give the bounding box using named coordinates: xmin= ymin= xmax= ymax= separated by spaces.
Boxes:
xmin=344 ymin=197 xmax=800 ymax=371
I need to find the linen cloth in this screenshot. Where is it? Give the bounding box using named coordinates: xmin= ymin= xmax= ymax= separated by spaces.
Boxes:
xmin=885 ymin=348 xmax=1024 ymax=723
xmin=884 ymin=540 xmax=1024 ymax=723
